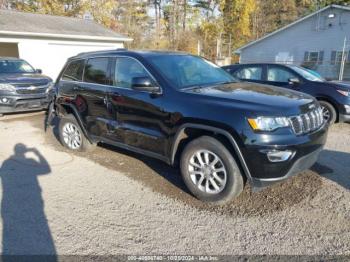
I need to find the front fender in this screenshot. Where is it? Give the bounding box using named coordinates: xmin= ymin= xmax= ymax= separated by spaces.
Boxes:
xmin=170 ymin=123 xmax=252 ymax=181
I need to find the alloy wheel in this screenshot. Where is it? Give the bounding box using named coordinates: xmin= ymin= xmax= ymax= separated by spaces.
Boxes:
xmin=321 ymin=105 xmax=331 ymax=122
xmin=62 ymin=123 xmax=82 ymax=150
xmin=188 ymin=150 xmax=227 ymax=194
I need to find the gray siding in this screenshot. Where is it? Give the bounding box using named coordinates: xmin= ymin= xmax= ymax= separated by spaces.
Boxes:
xmin=239 ymin=7 xmax=350 ymax=79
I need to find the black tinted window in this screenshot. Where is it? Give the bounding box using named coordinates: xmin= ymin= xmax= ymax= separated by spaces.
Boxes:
xmin=62 ymin=60 xmax=85 ymax=81
xmin=84 ymin=58 xmax=110 ymax=85
xmin=114 ymin=57 xmax=149 ymax=89
xmin=148 ymin=55 xmax=234 ymax=89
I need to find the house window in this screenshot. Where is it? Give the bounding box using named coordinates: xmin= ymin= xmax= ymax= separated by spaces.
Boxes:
xmin=304 ymin=51 xmax=324 ymax=64
xmin=331 ymin=51 xmax=349 ymax=64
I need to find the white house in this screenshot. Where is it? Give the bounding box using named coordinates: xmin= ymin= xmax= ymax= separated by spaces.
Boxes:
xmin=0 ymin=9 xmax=132 ymax=80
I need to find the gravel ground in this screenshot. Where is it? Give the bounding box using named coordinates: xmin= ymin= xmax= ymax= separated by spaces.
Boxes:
xmin=0 ymin=112 xmax=349 ymax=256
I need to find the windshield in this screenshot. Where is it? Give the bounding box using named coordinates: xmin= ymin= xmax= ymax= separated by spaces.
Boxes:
xmin=0 ymin=60 xmax=35 ymax=74
xmin=290 ymin=65 xmax=324 ymax=82
xmin=148 ymin=55 xmax=236 ymax=89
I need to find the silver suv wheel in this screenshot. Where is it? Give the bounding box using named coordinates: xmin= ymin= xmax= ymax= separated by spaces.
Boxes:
xmin=188 ymin=150 xmax=227 ymax=194
xmin=62 ymin=122 xmax=82 ymax=150
xmin=321 ymin=105 xmax=330 ymax=122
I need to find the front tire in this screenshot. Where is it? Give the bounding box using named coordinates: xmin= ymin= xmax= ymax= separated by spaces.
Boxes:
xmin=58 ymin=114 xmax=94 ymax=152
xmin=180 ymin=136 xmax=244 ymax=205
xmin=319 ymin=100 xmax=337 ymax=125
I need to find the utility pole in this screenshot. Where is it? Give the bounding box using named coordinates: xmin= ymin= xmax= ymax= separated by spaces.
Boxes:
xmin=216 ymin=33 xmax=222 ymax=60
xmin=228 ymin=34 xmax=232 ymax=58
xmin=197 ymin=40 xmax=201 ymax=56
xmin=339 ymin=37 xmax=347 ymax=81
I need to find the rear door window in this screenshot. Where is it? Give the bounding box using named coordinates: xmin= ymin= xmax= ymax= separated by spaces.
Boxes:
xmin=84 ymin=57 xmax=111 ymax=85
xmin=233 ymin=66 xmax=262 ymax=81
xmin=62 ymin=59 xmax=85 ymax=81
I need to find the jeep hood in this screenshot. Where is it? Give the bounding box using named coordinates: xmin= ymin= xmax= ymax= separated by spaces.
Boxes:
xmin=182 ymin=82 xmax=315 ymax=115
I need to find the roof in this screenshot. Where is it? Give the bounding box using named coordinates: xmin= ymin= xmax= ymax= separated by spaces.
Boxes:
xmin=235 ymin=4 xmax=350 ymax=53
xmin=0 ymin=9 xmax=132 ymax=42
xmin=71 ymin=49 xmax=189 ymax=60
xmin=222 ymin=63 xmax=301 ymax=68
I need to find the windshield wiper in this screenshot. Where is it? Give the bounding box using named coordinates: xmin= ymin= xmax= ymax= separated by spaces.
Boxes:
xmin=180 ymin=85 xmax=205 ymax=91
xmin=214 ymin=80 xmax=236 ymax=85
xmin=181 ymin=80 xmax=236 ymax=91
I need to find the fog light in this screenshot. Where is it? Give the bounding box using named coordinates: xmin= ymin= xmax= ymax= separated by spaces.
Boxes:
xmin=344 ymin=105 xmax=350 ymax=114
xmin=0 ymin=97 xmax=10 ymax=104
xmin=267 ymin=150 xmax=294 ymax=162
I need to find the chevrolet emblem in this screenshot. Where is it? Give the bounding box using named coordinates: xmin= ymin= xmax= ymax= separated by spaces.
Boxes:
xmin=28 ymin=86 xmax=38 ymax=91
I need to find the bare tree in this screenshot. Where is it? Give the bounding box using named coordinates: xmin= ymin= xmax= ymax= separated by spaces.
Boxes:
xmin=0 ymin=0 xmax=8 ymax=9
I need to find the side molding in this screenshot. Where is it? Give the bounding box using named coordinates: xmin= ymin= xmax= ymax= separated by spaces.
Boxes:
xmin=170 ymin=124 xmax=252 ymax=181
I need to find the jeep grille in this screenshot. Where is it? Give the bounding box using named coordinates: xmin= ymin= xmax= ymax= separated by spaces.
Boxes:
xmin=289 ymin=107 xmax=324 ymax=135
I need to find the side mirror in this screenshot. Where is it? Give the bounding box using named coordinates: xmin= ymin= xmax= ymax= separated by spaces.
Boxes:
xmin=35 ymin=69 xmax=43 ymax=74
xmin=131 ymin=77 xmax=161 ymax=94
xmin=288 ymin=77 xmax=300 ymax=85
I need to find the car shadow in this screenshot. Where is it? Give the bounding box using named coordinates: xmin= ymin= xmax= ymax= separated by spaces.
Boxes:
xmin=0 ymin=143 xmax=56 ymax=259
xmin=312 ymin=149 xmax=350 ymax=190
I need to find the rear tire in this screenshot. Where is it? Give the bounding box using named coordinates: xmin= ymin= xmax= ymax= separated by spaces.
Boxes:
xmin=180 ymin=136 xmax=244 ymax=205
xmin=58 ymin=114 xmax=95 ymax=152
xmin=319 ymin=100 xmax=337 ymax=125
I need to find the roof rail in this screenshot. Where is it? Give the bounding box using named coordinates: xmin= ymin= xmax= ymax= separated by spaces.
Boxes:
xmin=75 ymin=48 xmax=127 ymax=57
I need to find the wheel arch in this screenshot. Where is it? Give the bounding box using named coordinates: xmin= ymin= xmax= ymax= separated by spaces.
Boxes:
xmin=56 ymin=103 xmax=93 ymax=143
xmin=170 ymin=124 xmax=252 ymax=181
xmin=315 ymin=96 xmax=339 ymax=122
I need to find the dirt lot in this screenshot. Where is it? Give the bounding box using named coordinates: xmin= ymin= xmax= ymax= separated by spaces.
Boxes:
xmin=0 ymin=112 xmax=349 ymax=255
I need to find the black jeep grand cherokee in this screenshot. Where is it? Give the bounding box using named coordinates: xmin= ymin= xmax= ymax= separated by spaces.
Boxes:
xmin=54 ymin=50 xmax=328 ymax=204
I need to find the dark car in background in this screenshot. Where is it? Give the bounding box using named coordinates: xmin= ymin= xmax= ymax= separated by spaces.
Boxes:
xmin=53 ymin=50 xmax=327 ymax=204
xmin=0 ymin=57 xmax=54 ymax=116
xmin=222 ymin=63 xmax=350 ymax=124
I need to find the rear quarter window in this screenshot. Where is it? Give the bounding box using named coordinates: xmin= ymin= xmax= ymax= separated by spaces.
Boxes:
xmin=62 ymin=59 xmax=85 ymax=81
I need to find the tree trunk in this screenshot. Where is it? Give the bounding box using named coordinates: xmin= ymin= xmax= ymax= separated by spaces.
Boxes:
xmin=182 ymin=0 xmax=186 ymax=31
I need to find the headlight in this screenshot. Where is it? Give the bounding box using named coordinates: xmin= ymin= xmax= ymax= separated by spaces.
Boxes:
xmin=337 ymin=90 xmax=349 ymax=97
xmin=248 ymin=117 xmax=290 ymax=131
xmin=0 ymin=83 xmax=16 ymax=92
xmin=45 ymin=82 xmax=55 ymax=94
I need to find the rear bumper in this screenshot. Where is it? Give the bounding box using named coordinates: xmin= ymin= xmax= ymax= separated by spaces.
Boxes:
xmin=0 ymin=93 xmax=52 ymax=114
